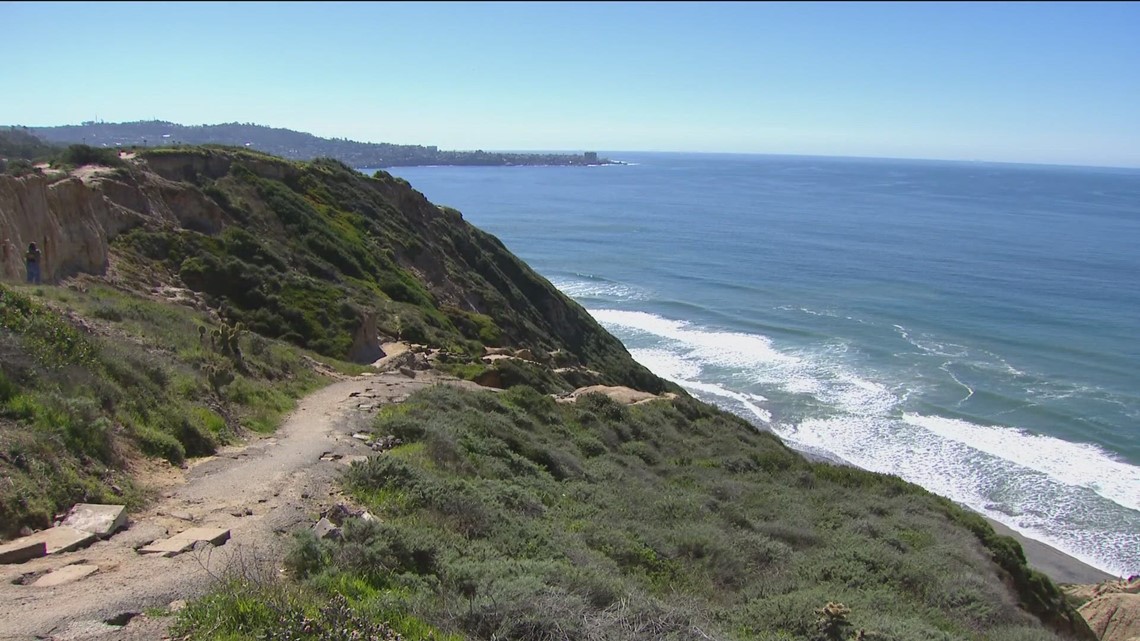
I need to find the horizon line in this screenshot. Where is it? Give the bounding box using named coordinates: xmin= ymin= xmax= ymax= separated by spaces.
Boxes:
xmin=12 ymin=120 xmax=1139 ymax=172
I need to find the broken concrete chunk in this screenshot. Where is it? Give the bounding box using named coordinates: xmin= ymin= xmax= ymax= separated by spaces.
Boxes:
xmin=61 ymin=504 xmax=127 ymax=538
xmin=17 ymin=527 xmax=98 ymax=555
xmin=311 ymin=518 xmax=341 ymax=540
xmin=31 ymin=563 xmax=100 ymax=587
xmin=138 ymin=527 xmax=230 ymax=557
xmin=0 ymin=539 xmax=47 ymax=564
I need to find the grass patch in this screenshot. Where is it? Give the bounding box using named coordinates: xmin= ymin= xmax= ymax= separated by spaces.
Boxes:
xmin=0 ymin=282 xmax=353 ymax=536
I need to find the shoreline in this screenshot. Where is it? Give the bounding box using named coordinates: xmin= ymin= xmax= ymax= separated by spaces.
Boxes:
xmin=787 ymin=444 xmax=1117 ymax=586
xmin=984 ymin=517 xmax=1118 ymax=585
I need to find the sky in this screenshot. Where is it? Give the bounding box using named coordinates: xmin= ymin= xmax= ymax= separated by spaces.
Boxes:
xmin=2 ymin=1 xmax=1138 ymax=168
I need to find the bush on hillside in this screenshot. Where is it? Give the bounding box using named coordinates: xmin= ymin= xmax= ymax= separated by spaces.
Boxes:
xmin=57 ymin=144 xmax=124 ymax=168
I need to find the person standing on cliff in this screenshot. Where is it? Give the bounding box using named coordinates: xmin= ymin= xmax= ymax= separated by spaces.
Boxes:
xmin=25 ymin=242 xmax=41 ymax=284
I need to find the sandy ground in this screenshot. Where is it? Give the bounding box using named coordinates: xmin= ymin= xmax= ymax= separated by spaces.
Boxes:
xmin=985 ymin=518 xmax=1118 ymax=585
xmin=0 ymin=369 xmax=485 ymax=641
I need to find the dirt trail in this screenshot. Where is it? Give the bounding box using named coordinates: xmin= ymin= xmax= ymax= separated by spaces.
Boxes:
xmin=0 ymin=368 xmax=483 ymax=641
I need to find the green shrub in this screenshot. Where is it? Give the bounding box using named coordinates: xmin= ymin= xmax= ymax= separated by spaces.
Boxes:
xmin=58 ymin=144 xmax=124 ymax=168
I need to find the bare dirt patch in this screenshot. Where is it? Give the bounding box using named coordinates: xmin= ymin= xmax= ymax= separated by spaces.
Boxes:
xmin=0 ymin=369 xmax=485 ymax=640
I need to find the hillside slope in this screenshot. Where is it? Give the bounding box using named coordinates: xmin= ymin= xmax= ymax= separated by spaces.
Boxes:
xmin=0 ymin=146 xmax=1094 ymax=641
xmin=1 ymin=146 xmax=663 ymax=393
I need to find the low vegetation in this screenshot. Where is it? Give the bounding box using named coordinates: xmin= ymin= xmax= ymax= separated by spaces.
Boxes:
xmin=0 ymin=282 xmax=364 ymax=536
xmin=175 ymin=384 xmax=1085 ymax=641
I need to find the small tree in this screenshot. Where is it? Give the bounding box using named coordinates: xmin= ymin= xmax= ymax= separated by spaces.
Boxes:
xmin=816 ymin=602 xmax=854 ymax=641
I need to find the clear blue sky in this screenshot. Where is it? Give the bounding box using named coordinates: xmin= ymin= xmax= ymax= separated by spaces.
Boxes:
xmin=2 ymin=1 xmax=1138 ymax=167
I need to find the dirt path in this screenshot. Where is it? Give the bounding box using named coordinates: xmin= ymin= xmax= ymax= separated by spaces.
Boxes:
xmin=0 ymin=368 xmax=484 ymax=641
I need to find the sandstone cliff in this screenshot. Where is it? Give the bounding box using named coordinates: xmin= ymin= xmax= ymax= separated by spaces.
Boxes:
xmin=0 ymin=163 xmax=224 ymax=283
xmin=0 ymin=148 xmax=664 ymax=389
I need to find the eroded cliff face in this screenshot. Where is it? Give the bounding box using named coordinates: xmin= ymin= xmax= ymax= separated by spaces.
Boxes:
xmin=0 ymin=149 xmax=659 ymax=380
xmin=1 ymin=173 xmax=121 ymax=282
xmin=0 ymin=163 xmax=231 ymax=284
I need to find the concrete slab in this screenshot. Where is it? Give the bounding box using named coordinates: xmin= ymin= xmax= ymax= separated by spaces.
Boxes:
xmin=311 ymin=518 xmax=340 ymax=540
xmin=21 ymin=527 xmax=97 ymax=555
xmin=61 ymin=504 xmax=127 ymax=538
xmin=0 ymin=539 xmax=47 ymax=564
xmin=31 ymin=563 xmax=100 ymax=587
xmin=138 ymin=527 xmax=230 ymax=557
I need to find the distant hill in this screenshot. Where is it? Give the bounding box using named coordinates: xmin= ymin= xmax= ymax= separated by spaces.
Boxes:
xmin=20 ymin=120 xmax=615 ymax=168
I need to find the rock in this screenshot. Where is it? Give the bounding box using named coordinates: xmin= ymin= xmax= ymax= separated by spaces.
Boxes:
xmin=0 ymin=539 xmax=47 ymax=564
xmin=514 ymin=348 xmax=535 ymax=361
xmin=349 ymin=313 xmax=384 ymax=364
xmin=31 ymin=563 xmax=100 ymax=587
xmin=138 ymin=527 xmax=230 ymax=557
xmin=564 ymin=385 xmax=668 ymax=406
xmin=398 ymin=366 xmax=417 ymax=379
xmin=311 ymin=518 xmax=342 ymax=541
xmin=410 ymin=352 xmax=431 ymax=370
xmin=351 ymin=432 xmax=371 ymax=441
xmin=13 ymin=527 xmax=97 ymax=555
xmin=61 ymin=503 xmax=127 ymax=538
xmin=473 ymin=369 xmax=504 ymax=389
xmin=1080 ymin=593 xmax=1140 ymax=641
xmin=323 ymin=504 xmax=354 ymax=526
xmin=370 ymin=435 xmax=403 ymax=452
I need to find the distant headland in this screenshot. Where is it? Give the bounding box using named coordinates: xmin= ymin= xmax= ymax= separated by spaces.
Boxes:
xmin=15 ymin=120 xmax=619 ymax=168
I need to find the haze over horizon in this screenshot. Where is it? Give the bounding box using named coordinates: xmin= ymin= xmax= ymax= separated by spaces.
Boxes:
xmin=2 ymin=1 xmax=1138 ymax=169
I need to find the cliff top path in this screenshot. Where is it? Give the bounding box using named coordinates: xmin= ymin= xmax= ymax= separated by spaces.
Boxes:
xmin=0 ymin=360 xmax=484 ymax=641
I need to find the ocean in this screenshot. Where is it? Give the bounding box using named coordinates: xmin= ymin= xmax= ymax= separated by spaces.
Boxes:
xmin=376 ymin=152 xmax=1140 ymax=578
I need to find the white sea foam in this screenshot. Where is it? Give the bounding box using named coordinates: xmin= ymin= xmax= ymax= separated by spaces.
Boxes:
xmin=777 ymin=415 xmax=1138 ymax=576
xmin=903 ymin=413 xmax=1140 ymax=513
xmin=593 ymin=309 xmax=893 ymax=419
xmin=587 ymin=307 xmax=1139 ymax=575
xmin=553 ymin=278 xmax=647 ymax=302
xmin=627 ymin=347 xmax=772 ymax=423
xmin=625 ymin=347 xmax=701 ymax=382
xmin=590 ymin=309 xmax=796 ymax=367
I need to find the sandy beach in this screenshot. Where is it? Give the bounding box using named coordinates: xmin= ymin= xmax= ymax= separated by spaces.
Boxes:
xmin=985 ymin=517 xmax=1119 ymax=585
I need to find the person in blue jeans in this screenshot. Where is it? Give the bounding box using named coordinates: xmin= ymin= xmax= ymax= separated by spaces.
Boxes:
xmin=25 ymin=242 xmax=41 ymax=284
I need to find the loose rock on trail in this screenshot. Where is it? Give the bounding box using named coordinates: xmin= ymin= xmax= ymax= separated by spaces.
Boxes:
xmin=0 ymin=368 xmax=485 ymax=641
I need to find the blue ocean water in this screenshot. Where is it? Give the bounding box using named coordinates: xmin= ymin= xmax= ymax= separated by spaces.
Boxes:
xmin=378 ymin=153 xmax=1140 ymax=577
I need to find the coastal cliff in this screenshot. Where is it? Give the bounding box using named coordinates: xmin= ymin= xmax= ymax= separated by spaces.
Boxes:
xmin=0 ymin=147 xmax=662 ymax=391
xmin=0 ymin=146 xmax=1096 ymax=641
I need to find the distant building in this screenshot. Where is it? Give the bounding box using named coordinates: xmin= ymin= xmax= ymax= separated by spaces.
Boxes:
xmin=584 ymin=151 xmax=598 ymax=163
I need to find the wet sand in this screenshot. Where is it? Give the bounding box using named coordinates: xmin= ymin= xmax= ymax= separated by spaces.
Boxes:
xmin=985 ymin=517 xmax=1118 ymax=585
